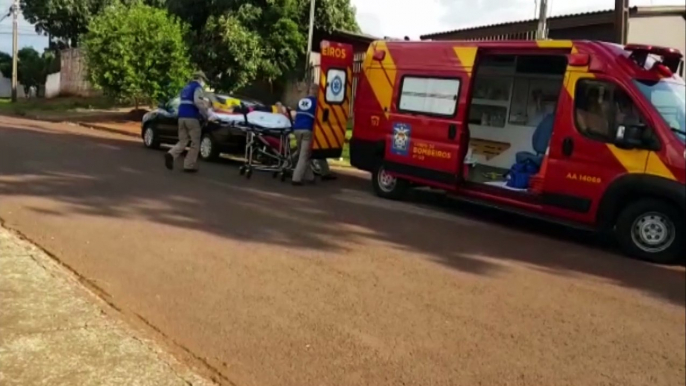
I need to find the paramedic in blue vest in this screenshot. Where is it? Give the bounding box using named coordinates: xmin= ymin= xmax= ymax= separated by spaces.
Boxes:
xmin=291 ymin=84 xmax=337 ymax=185
xmin=165 ymin=71 xmax=210 ymax=173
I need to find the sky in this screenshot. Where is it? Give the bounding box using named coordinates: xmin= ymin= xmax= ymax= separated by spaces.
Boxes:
xmin=352 ymin=0 xmax=686 ymax=39
xmin=0 ymin=0 xmax=684 ymax=55
xmin=0 ymin=0 xmax=49 ymax=55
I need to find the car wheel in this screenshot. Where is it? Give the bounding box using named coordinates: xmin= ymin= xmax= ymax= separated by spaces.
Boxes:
xmin=615 ymin=199 xmax=684 ymax=264
xmin=311 ymin=159 xmax=322 ymax=176
xmin=142 ymin=125 xmax=160 ymax=149
xmin=199 ymin=134 xmax=219 ymax=161
xmin=372 ymin=163 xmax=408 ymax=200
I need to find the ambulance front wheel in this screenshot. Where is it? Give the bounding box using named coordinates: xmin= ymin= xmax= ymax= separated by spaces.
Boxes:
xmin=615 ymin=199 xmax=684 ymax=265
xmin=372 ymin=164 xmax=408 ymax=200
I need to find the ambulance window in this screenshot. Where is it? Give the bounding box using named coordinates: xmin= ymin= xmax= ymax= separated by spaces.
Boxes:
xmin=574 ymin=79 xmax=648 ymax=143
xmin=398 ymin=76 xmax=461 ymax=117
xmin=325 ymin=68 xmax=347 ymax=105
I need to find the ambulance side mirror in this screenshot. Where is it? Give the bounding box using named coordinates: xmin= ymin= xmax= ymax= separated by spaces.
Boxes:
xmin=614 ymin=124 xmax=646 ymax=149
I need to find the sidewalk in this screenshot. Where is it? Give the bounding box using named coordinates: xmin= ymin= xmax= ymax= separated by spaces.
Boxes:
xmin=0 ymin=224 xmax=214 ymax=386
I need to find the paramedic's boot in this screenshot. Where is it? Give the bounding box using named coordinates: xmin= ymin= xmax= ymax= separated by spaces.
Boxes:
xmin=164 ymin=153 xmax=174 ymax=170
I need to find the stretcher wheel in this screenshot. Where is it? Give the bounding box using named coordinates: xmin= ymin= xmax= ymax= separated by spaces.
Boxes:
xmin=272 ymin=171 xmax=279 ymax=179
xmin=280 ymin=172 xmax=287 ymax=182
xmin=245 ymin=169 xmax=253 ymax=179
xmin=239 ymin=166 xmax=246 ymax=176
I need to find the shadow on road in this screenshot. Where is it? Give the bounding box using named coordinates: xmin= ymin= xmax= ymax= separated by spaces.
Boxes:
xmin=1 ymin=120 xmax=684 ymax=307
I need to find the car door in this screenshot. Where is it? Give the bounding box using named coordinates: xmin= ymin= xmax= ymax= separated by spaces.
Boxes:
xmin=157 ymin=97 xmax=180 ymax=140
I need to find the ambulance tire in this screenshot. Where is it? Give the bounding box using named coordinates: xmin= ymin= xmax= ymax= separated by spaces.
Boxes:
xmin=372 ymin=164 xmax=408 ymax=200
xmin=615 ymin=199 xmax=684 ymax=264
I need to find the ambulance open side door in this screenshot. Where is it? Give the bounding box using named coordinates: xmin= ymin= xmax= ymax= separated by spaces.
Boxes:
xmin=311 ymin=40 xmax=355 ymax=160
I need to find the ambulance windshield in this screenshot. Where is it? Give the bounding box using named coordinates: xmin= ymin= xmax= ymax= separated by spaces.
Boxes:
xmin=634 ymin=78 xmax=686 ymax=144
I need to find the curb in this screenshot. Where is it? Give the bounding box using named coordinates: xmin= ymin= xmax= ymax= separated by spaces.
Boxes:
xmin=0 ymin=112 xmax=140 ymax=139
xmin=73 ymin=121 xmax=140 ymax=138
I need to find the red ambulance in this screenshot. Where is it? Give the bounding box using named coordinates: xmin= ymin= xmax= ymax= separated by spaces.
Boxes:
xmin=314 ymin=39 xmax=685 ymax=264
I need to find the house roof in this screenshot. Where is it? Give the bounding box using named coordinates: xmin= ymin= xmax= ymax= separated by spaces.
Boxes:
xmin=420 ymin=5 xmax=685 ymax=40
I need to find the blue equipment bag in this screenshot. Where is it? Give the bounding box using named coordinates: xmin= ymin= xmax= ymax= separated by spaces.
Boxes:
xmin=505 ymin=159 xmax=539 ymax=189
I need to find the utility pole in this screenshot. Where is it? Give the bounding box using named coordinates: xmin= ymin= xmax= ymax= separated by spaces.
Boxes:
xmin=614 ymin=0 xmax=629 ymax=45
xmin=305 ymin=0 xmax=316 ymax=83
xmin=11 ymin=0 xmax=19 ymax=102
xmin=536 ymin=0 xmax=549 ymax=40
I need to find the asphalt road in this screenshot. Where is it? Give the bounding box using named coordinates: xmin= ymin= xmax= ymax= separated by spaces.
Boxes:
xmin=1 ymin=116 xmax=684 ymax=386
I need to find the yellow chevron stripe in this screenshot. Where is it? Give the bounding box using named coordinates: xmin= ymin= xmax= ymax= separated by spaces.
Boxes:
xmin=453 ymin=47 xmax=478 ymax=76
xmin=536 ymin=40 xmax=573 ymax=49
xmin=645 ymin=152 xmax=677 ymax=180
xmin=331 ymin=104 xmax=346 ymax=146
xmin=363 ymin=41 xmax=396 ymax=119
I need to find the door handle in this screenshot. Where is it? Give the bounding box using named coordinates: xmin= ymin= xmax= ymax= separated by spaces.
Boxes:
xmin=562 ymin=137 xmax=574 ymax=157
xmin=448 ymin=124 xmax=457 ymax=140
xmin=322 ymin=109 xmax=330 ymax=123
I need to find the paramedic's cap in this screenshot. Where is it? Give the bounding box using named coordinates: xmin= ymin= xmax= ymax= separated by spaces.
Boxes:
xmin=192 ymin=71 xmax=209 ymax=82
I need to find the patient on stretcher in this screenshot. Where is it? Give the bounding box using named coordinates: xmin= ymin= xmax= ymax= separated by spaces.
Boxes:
xmin=207 ymin=109 xmax=292 ymax=130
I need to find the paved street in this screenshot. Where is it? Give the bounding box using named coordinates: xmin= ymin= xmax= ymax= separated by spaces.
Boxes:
xmin=0 ymin=115 xmax=684 ymax=386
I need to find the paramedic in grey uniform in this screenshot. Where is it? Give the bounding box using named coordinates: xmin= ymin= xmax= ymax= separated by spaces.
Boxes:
xmin=165 ymin=71 xmax=209 ymax=173
xmin=291 ymin=84 xmax=337 ymax=185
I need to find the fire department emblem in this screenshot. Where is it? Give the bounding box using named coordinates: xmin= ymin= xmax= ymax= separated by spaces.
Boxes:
xmin=391 ymin=123 xmax=411 ymax=156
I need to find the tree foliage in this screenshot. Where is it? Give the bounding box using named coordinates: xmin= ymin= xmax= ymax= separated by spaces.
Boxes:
xmin=0 ymin=49 xmax=60 ymax=92
xmin=194 ymin=14 xmax=262 ymax=92
xmin=0 ymin=52 xmax=11 ymax=78
xmin=167 ymin=0 xmax=359 ymax=91
xmin=21 ymin=0 xmax=168 ymax=46
xmin=17 ymin=48 xmax=46 ymax=90
xmin=82 ymin=2 xmax=191 ymax=106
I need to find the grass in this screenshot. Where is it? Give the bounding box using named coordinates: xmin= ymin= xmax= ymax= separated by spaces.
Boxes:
xmin=0 ymin=96 xmax=125 ymax=119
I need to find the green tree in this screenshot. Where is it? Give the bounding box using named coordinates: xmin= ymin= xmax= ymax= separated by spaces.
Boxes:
xmin=21 ymin=0 xmax=168 ymax=47
xmin=0 ymin=52 xmax=11 ymax=78
xmin=82 ymin=2 xmax=191 ymax=107
xmin=194 ymin=14 xmax=262 ymax=92
xmin=17 ymin=47 xmax=46 ymax=92
xmin=167 ymin=0 xmax=358 ymax=93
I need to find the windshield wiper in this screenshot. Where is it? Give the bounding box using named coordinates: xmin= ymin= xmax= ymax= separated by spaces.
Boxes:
xmin=671 ymin=127 xmax=686 ymax=135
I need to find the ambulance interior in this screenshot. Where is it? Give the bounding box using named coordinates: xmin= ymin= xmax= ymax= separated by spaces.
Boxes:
xmin=465 ymin=54 xmax=567 ymax=192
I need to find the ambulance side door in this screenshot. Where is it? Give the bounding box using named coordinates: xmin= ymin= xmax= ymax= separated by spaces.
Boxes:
xmin=384 ymin=73 xmax=467 ymax=190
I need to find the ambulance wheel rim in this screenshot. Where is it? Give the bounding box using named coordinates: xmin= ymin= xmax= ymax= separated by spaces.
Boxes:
xmin=377 ymin=167 xmax=397 ymax=193
xmin=143 ymin=127 xmax=154 ymax=146
xmin=631 ymin=212 xmax=675 ymax=253
xmin=200 ymin=136 xmax=213 ymax=158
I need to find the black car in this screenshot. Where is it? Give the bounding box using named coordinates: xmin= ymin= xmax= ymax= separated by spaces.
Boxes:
xmin=140 ymin=95 xmax=252 ymax=161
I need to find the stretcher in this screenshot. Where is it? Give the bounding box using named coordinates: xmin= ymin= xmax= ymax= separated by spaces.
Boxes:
xmin=209 ymin=109 xmax=295 ymax=180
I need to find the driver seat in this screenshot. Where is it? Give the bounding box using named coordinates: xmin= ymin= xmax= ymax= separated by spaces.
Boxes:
xmin=516 ymin=113 xmax=555 ymax=168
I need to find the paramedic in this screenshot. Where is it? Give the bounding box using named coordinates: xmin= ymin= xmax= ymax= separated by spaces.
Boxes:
xmin=291 ymin=85 xmax=337 ymax=185
xmin=165 ymin=71 xmax=209 ymax=173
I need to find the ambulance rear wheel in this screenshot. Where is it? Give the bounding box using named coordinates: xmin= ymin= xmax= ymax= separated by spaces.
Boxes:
xmin=372 ymin=164 xmax=408 ymax=200
xmin=615 ymin=199 xmax=684 ymax=264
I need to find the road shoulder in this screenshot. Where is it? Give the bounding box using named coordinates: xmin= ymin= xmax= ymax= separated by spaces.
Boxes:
xmin=0 ymin=223 xmax=214 ymax=386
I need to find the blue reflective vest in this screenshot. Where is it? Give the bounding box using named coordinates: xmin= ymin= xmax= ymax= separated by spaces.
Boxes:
xmin=293 ymin=96 xmax=317 ymax=131
xmin=178 ymin=81 xmax=202 ymax=119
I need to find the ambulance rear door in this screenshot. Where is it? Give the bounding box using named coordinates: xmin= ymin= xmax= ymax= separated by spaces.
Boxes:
xmin=311 ymin=40 xmax=355 ymax=160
